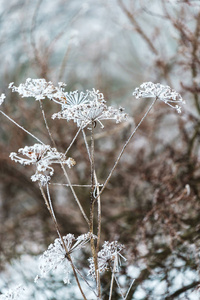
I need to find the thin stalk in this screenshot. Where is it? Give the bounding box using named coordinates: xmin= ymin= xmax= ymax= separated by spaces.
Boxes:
xmin=39 ymin=100 xmax=56 ymax=147
xmin=96 ymin=97 xmax=157 ymax=199
xmin=82 ymin=129 xmax=101 ymax=252
xmin=38 ymin=101 xmax=88 ymax=225
xmin=0 ymin=110 xmax=44 ymax=144
xmin=89 ymin=122 xmax=101 ymax=298
xmin=82 ymin=129 xmax=101 ymax=294
xmin=50 ymin=183 xmax=102 ymax=187
xmin=39 ymin=183 xmax=87 ymax=300
xmin=65 ymin=126 xmax=82 ymax=156
xmin=124 ymin=278 xmax=135 ymax=300
xmin=60 ymin=162 xmax=90 ymax=225
xmin=109 ymin=258 xmax=117 ymax=300
xmin=114 ymin=274 xmax=125 ymax=300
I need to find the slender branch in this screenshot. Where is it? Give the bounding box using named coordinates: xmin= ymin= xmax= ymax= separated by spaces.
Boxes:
xmin=118 ymin=0 xmax=158 ymax=55
xmin=0 ymin=110 xmax=44 ymax=144
xmin=124 ymin=278 xmax=135 ymax=300
xmin=39 ymin=100 xmax=56 ymax=147
xmin=65 ymin=126 xmax=82 ymax=156
xmin=165 ymin=281 xmax=200 ymax=299
xmin=82 ymin=128 xmax=101 ymax=296
xmin=39 ymin=183 xmax=87 ymax=300
xmin=109 ymin=258 xmax=118 ymax=300
xmin=60 ymin=162 xmax=90 ymax=225
xmin=89 ymin=122 xmax=100 ymax=297
xmin=96 ymin=97 xmax=157 ymax=199
xmin=82 ymin=129 xmax=102 ymax=252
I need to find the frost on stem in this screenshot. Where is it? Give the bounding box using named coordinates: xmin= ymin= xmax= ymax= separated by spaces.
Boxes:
xmin=0 ymin=285 xmax=25 ymax=300
xmin=133 ymin=82 xmax=185 ymax=113
xmin=10 ymin=144 xmax=76 ymax=185
xmin=35 ymin=232 xmax=96 ymax=284
xmin=88 ymin=241 xmax=126 ymax=278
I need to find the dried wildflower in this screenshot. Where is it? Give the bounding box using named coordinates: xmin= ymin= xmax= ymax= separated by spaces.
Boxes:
xmin=36 ymin=232 xmax=95 ymax=284
xmin=0 ymin=93 xmax=6 ymax=106
xmin=9 ymin=78 xmax=65 ymax=101
xmin=88 ymin=241 xmax=126 ymax=278
xmin=0 ymin=285 xmax=25 ymax=300
xmin=133 ymin=82 xmax=184 ymax=113
xmin=10 ymin=144 xmax=75 ymax=185
xmin=52 ymin=99 xmax=128 ymax=128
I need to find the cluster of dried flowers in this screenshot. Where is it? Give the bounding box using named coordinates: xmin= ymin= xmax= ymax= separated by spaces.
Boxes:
xmin=0 ymin=78 xmax=184 ymax=299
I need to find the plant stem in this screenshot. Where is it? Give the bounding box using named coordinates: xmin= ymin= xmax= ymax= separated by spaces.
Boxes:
xmin=39 ymin=183 xmax=87 ymax=300
xmin=60 ymin=162 xmax=90 ymax=225
xmin=96 ymin=97 xmax=157 ymax=199
xmin=0 ymin=110 xmax=44 ymax=144
xmin=89 ymin=122 xmax=101 ymax=298
xmin=82 ymin=128 xmax=101 ymax=297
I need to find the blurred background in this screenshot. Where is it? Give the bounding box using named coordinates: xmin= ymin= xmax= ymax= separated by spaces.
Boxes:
xmin=0 ymin=0 xmax=200 ymax=299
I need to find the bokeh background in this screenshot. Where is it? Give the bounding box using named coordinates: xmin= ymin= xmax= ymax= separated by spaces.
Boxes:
xmin=0 ymin=0 xmax=200 ymax=299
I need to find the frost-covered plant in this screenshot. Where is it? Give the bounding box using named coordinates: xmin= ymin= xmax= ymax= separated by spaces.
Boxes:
xmin=133 ymin=82 xmax=184 ymax=113
xmin=0 ymin=79 xmax=184 ymax=299
xmin=36 ymin=232 xmax=96 ymax=284
xmin=9 ymin=144 xmax=75 ymax=185
xmin=88 ymin=241 xmax=126 ymax=278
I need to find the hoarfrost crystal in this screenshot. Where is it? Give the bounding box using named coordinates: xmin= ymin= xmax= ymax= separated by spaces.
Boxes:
xmin=88 ymin=241 xmax=126 ymax=278
xmin=10 ymin=144 xmax=75 ymax=185
xmin=52 ymin=96 xmax=128 ymax=128
xmin=9 ymin=78 xmax=66 ymax=101
xmin=36 ymin=232 xmax=95 ymax=284
xmin=133 ymin=82 xmax=184 ymax=113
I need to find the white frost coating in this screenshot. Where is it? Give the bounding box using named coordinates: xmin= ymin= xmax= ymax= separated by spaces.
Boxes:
xmin=35 ymin=232 xmax=96 ymax=284
xmin=10 ymin=144 xmax=76 ymax=185
xmin=88 ymin=241 xmax=126 ymax=278
xmin=9 ymin=79 xmax=128 ymax=128
xmin=133 ymin=82 xmax=185 ymax=113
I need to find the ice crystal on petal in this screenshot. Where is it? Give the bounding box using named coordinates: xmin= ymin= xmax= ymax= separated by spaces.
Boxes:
xmin=133 ymin=82 xmax=185 ymax=113
xmin=52 ymin=101 xmax=128 ymax=128
xmin=36 ymin=233 xmax=95 ymax=284
xmin=10 ymin=144 xmax=75 ymax=185
xmin=88 ymin=241 xmax=126 ymax=278
xmin=0 ymin=285 xmax=25 ymax=300
xmin=0 ymin=93 xmax=6 ymax=106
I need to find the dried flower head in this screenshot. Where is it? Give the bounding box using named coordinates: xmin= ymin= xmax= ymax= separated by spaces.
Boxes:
xmin=36 ymin=232 xmax=95 ymax=284
xmin=88 ymin=241 xmax=126 ymax=278
xmin=10 ymin=144 xmax=75 ymax=185
xmin=52 ymin=99 xmax=128 ymax=128
xmin=133 ymin=82 xmax=185 ymax=113
xmin=9 ymin=78 xmax=66 ymax=101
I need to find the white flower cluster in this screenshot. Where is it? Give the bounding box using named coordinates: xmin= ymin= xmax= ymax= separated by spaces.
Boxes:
xmin=0 ymin=93 xmax=6 ymax=106
xmin=133 ymin=82 xmax=185 ymax=113
xmin=9 ymin=79 xmax=128 ymax=128
xmin=88 ymin=241 xmax=126 ymax=278
xmin=52 ymin=100 xmax=128 ymax=128
xmin=9 ymin=78 xmax=66 ymax=102
xmin=36 ymin=232 xmax=95 ymax=284
xmin=0 ymin=285 xmax=25 ymax=300
xmin=10 ymin=144 xmax=75 ymax=185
